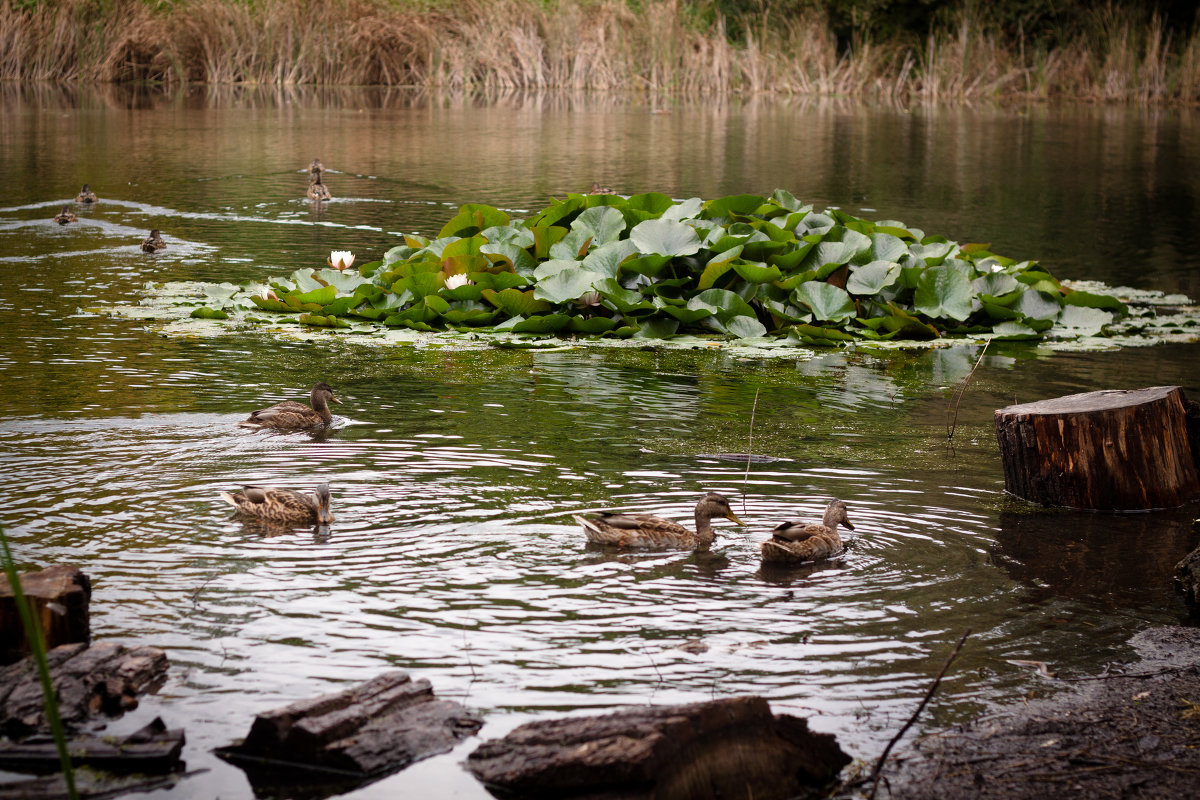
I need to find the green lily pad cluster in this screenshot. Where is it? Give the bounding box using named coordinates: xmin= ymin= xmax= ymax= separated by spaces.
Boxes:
xmin=208 ymin=189 xmax=1131 ymax=344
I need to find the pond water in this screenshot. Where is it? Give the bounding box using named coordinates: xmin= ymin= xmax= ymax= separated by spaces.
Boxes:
xmin=1 ymin=85 xmax=1199 ymax=798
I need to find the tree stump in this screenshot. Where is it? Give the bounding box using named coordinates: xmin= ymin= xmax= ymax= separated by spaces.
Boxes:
xmin=0 ymin=565 xmax=91 ymax=665
xmin=994 ymin=386 xmax=1200 ymax=510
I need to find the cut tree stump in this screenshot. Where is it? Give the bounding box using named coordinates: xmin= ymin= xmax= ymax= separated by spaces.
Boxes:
xmin=994 ymin=386 xmax=1200 ymax=510
xmin=0 ymin=565 xmax=91 ymax=665
xmin=465 ymin=695 xmax=851 ymax=800
xmin=219 ymin=670 xmax=482 ymax=779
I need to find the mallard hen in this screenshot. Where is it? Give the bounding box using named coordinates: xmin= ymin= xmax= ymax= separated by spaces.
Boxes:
xmin=141 ymin=230 xmax=166 ymax=252
xmin=761 ymin=499 xmax=854 ymax=564
xmin=307 ymin=171 xmax=332 ymax=201
xmin=238 ymin=382 xmax=341 ymax=430
xmin=308 ymin=158 xmax=324 ymax=176
xmin=75 ymin=184 xmax=98 ymax=203
xmin=220 ymin=483 xmax=334 ymax=525
xmin=53 ymin=205 xmax=77 ymax=224
xmin=575 ymin=492 xmax=744 ymax=549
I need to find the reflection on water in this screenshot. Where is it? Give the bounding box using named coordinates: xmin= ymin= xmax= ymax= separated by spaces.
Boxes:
xmin=1 ymin=89 xmax=1199 ymax=799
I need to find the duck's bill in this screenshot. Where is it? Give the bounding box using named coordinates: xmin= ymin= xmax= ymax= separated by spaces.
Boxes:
xmin=725 ymin=511 xmax=746 ymax=526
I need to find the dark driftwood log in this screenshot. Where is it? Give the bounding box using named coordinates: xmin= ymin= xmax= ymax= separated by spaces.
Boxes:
xmin=1176 ymin=543 xmax=1200 ymax=607
xmin=221 ymin=670 xmax=482 ymax=778
xmin=0 ymin=642 xmax=168 ymax=736
xmin=0 ymin=565 xmax=91 ymax=665
xmin=465 ymin=695 xmax=851 ymax=800
xmin=0 ymin=716 xmax=184 ymax=774
xmin=994 ymin=386 xmax=1200 ymax=510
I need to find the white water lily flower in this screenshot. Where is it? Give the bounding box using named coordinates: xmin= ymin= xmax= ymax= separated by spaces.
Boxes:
xmin=444 ymin=273 xmax=474 ymax=290
xmin=329 ymin=250 xmax=355 ymax=270
xmin=259 ymin=286 xmax=279 ymax=302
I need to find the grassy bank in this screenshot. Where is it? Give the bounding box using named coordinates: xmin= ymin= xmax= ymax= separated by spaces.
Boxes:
xmin=2 ymin=0 xmax=1198 ymax=102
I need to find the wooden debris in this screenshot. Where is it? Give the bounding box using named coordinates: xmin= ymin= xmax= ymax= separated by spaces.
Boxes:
xmin=466 ymin=695 xmax=851 ymax=800
xmin=0 ymin=716 xmax=184 ymax=774
xmin=0 ymin=565 xmax=91 ymax=665
xmin=0 ymin=642 xmax=168 ymax=736
xmin=220 ymin=670 xmax=481 ymax=779
xmin=1176 ymin=542 xmax=1200 ymax=606
xmin=994 ymin=386 xmax=1200 ymax=509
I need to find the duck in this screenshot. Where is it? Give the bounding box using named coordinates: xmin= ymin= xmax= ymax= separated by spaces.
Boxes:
xmin=220 ymin=483 xmax=334 ymax=526
xmin=760 ymin=499 xmax=854 ymax=564
xmin=53 ymin=205 xmax=77 ymax=224
xmin=307 ymin=171 xmax=332 ymax=201
xmin=75 ymin=184 xmax=98 ymax=203
xmin=588 ymin=182 xmax=616 ymax=195
xmin=575 ymin=492 xmax=744 ymax=549
xmin=238 ymin=382 xmax=341 ymax=430
xmin=141 ymin=230 xmax=166 ymax=252
xmin=308 ymin=158 xmax=324 ymax=176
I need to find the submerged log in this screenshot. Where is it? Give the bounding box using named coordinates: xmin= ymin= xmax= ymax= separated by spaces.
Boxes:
xmin=0 ymin=642 xmax=169 ymax=736
xmin=466 ymin=695 xmax=851 ymax=800
xmin=0 ymin=565 xmax=91 ymax=665
xmin=1176 ymin=541 xmax=1200 ymax=607
xmin=0 ymin=716 xmax=184 ymax=774
xmin=220 ymin=670 xmax=482 ymax=778
xmin=994 ymin=386 xmax=1200 ymax=510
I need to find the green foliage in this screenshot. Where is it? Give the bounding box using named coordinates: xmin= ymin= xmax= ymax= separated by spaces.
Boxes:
xmin=182 ymin=189 xmax=1129 ymax=344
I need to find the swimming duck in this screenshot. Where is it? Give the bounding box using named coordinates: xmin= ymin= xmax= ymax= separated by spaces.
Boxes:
xmin=238 ymin=382 xmax=341 ymax=430
xmin=141 ymin=230 xmax=166 ymax=252
xmin=575 ymin=492 xmax=744 ymax=549
xmin=309 ymin=158 xmax=324 ymax=176
xmin=75 ymin=184 xmax=97 ymax=203
xmin=760 ymin=499 xmax=854 ymax=564
xmin=53 ymin=205 xmax=77 ymax=224
xmin=307 ymin=171 xmax=332 ymax=201
xmin=589 ymin=182 xmax=616 ymax=195
xmin=220 ymin=483 xmax=334 ymax=526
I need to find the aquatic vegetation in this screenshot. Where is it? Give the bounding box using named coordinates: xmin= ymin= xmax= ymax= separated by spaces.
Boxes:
xmin=155 ymin=190 xmax=1161 ymax=348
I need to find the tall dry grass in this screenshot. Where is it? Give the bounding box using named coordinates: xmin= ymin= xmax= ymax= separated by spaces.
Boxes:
xmin=0 ymin=0 xmax=1197 ymax=102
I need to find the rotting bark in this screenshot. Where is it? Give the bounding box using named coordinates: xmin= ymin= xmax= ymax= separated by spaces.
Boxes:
xmin=466 ymin=695 xmax=851 ymax=800
xmin=0 ymin=716 xmax=184 ymax=774
xmin=0 ymin=641 xmax=168 ymax=736
xmin=994 ymin=386 xmax=1200 ymax=510
xmin=0 ymin=565 xmax=91 ymax=665
xmin=219 ymin=670 xmax=482 ymax=779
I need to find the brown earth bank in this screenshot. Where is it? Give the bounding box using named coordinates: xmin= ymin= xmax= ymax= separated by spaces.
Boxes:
xmin=852 ymin=626 xmax=1200 ymax=800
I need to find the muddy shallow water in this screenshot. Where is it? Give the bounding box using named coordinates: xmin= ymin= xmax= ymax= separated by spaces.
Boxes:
xmin=0 ymin=87 xmax=1198 ymax=798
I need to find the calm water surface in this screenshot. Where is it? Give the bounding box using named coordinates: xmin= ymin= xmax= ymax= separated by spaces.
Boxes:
xmin=1 ymin=87 xmax=1198 ymax=799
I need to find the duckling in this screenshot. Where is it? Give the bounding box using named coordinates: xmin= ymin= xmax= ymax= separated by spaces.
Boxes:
xmin=53 ymin=205 xmax=77 ymax=225
xmin=75 ymin=184 xmax=98 ymax=203
xmin=575 ymin=492 xmax=744 ymax=549
xmin=141 ymin=230 xmax=166 ymax=252
xmin=760 ymin=499 xmax=854 ymax=564
xmin=307 ymin=171 xmax=332 ymax=201
xmin=220 ymin=483 xmax=334 ymax=526
xmin=238 ymin=382 xmax=341 ymax=430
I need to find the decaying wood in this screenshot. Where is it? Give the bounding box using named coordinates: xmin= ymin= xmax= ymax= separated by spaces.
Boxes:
xmin=221 ymin=670 xmax=482 ymax=778
xmin=0 ymin=641 xmax=168 ymax=736
xmin=1176 ymin=542 xmax=1200 ymax=606
xmin=466 ymin=695 xmax=851 ymax=800
xmin=993 ymin=386 xmax=1200 ymax=510
xmin=0 ymin=565 xmax=91 ymax=665
xmin=0 ymin=716 xmax=184 ymax=774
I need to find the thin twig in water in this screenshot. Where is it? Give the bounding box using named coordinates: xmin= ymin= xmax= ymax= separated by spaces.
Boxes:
xmin=743 ymin=388 xmax=760 ymax=515
xmin=946 ymin=339 xmax=991 ymax=441
xmin=868 ymin=629 xmax=971 ymax=800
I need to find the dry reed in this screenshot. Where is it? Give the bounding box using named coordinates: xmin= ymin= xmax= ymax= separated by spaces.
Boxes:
xmin=0 ymin=0 xmax=1197 ymax=103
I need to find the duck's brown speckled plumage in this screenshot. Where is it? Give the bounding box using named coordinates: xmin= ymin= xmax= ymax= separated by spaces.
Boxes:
xmin=75 ymin=184 xmax=97 ymax=203
xmin=575 ymin=492 xmax=744 ymax=550
xmin=238 ymin=382 xmax=341 ymax=430
xmin=54 ymin=205 xmax=77 ymax=224
xmin=307 ymin=171 xmax=332 ymax=201
xmin=760 ymin=499 xmax=854 ymax=564
xmin=141 ymin=230 xmax=166 ymax=252
xmin=220 ymin=483 xmax=334 ymax=525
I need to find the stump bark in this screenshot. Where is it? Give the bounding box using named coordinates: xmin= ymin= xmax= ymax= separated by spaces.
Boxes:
xmin=994 ymin=386 xmax=1200 ymax=510
xmin=0 ymin=565 xmax=91 ymax=665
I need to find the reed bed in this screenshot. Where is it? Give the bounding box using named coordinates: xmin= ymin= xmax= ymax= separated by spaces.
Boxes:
xmin=1 ymin=0 xmax=1197 ymax=103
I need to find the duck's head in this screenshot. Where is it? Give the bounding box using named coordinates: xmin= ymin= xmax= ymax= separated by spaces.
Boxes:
xmin=696 ymin=492 xmax=744 ymax=527
xmin=148 ymin=229 xmax=161 ymax=238
xmin=823 ymin=499 xmax=854 ymax=531
xmin=310 ymin=159 xmax=324 ymax=173
xmin=80 ymin=183 xmax=90 ymax=192
xmin=313 ymin=483 xmax=334 ymax=526
xmin=311 ymin=382 xmax=342 ymax=405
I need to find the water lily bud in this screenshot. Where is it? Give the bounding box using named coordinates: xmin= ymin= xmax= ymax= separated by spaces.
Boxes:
xmin=329 ymin=250 xmax=355 ymax=270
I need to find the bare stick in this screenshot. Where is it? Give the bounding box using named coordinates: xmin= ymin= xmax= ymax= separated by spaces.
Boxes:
xmin=946 ymin=339 xmax=991 ymax=441
xmin=868 ymin=629 xmax=971 ymax=800
xmin=743 ymin=388 xmax=760 ymax=515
